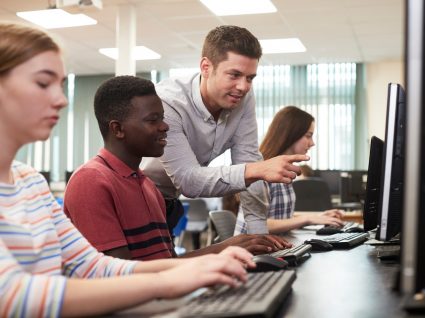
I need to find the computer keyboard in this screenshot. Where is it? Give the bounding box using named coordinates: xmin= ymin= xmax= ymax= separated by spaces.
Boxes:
xmin=316 ymin=222 xmax=364 ymax=235
xmin=179 ymin=270 xmax=296 ymax=318
xmin=320 ymin=232 xmax=369 ymax=248
xmin=269 ymin=243 xmax=312 ymax=266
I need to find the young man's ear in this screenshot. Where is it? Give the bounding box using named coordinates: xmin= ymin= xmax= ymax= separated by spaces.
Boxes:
xmin=200 ymin=57 xmax=212 ymax=78
xmin=109 ymin=120 xmax=125 ymax=139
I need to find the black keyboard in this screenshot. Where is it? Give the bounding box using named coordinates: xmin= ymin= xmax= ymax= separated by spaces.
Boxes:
xmin=179 ymin=270 xmax=296 ymax=318
xmin=321 ymin=232 xmax=369 ymax=248
xmin=316 ymin=222 xmax=364 ymax=235
xmin=269 ymin=243 xmax=312 ymax=266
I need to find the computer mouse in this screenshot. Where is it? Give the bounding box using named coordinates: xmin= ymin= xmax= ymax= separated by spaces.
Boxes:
xmin=345 ymin=226 xmax=364 ymax=233
xmin=249 ymin=255 xmax=289 ymax=272
xmin=316 ymin=226 xmax=343 ymax=235
xmin=304 ymin=239 xmax=333 ymax=252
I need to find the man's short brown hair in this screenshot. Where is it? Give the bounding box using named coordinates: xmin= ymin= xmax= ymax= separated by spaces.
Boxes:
xmin=201 ymin=25 xmax=262 ymax=67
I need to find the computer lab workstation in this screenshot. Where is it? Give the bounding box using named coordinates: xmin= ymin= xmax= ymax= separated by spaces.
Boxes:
xmin=113 ymin=78 xmax=420 ymax=317
xmin=113 ymin=1 xmax=425 ymax=316
xmin=2 ymin=0 xmax=424 ymax=317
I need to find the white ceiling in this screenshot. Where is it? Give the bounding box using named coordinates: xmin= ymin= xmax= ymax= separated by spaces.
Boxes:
xmin=0 ymin=0 xmax=404 ymax=75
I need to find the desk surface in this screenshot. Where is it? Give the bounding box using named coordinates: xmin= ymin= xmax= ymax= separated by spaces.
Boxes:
xmin=277 ymin=229 xmax=405 ymax=318
xmin=113 ymin=229 xmax=418 ymax=318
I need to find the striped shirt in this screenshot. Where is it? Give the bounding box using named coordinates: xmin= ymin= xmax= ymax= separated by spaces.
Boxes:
xmin=0 ymin=161 xmax=137 ymax=318
xmin=234 ymin=182 xmax=296 ymax=234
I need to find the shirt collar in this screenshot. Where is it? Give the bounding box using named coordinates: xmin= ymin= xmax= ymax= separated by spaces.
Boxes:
xmin=191 ymin=73 xmax=232 ymax=122
xmin=98 ymin=148 xmax=142 ymax=179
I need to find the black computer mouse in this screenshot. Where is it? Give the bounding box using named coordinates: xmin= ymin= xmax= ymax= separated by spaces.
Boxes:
xmin=249 ymin=255 xmax=289 ymax=272
xmin=304 ymin=239 xmax=333 ymax=252
xmin=316 ymin=226 xmax=343 ymax=235
xmin=345 ymin=226 xmax=364 ymax=233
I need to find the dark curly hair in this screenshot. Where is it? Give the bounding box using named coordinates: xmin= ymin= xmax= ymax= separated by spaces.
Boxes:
xmin=94 ymin=76 xmax=157 ymax=139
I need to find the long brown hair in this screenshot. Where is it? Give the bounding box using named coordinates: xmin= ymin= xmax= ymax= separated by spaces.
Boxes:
xmin=0 ymin=23 xmax=60 ymax=77
xmin=260 ymin=106 xmax=314 ymax=160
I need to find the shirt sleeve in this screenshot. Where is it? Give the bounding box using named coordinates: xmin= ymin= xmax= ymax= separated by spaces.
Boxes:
xmin=52 ymin=197 xmax=137 ymax=278
xmin=159 ymin=101 xmax=247 ymax=198
xmin=0 ymin=194 xmax=136 ymax=318
xmin=64 ymin=167 xmax=128 ymax=252
xmin=0 ymin=239 xmax=67 ymax=318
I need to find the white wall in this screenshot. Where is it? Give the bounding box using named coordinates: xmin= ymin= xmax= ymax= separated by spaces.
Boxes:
xmin=366 ymin=60 xmax=404 ymax=141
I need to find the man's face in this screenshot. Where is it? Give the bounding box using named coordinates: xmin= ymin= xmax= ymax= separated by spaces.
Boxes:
xmin=200 ymin=51 xmax=258 ymax=115
xmin=123 ymin=94 xmax=169 ymax=158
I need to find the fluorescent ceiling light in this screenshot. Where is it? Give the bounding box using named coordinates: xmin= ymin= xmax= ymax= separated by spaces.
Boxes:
xmin=260 ymin=38 xmax=307 ymax=54
xmin=200 ymin=0 xmax=276 ymax=16
xmin=16 ymin=9 xmax=97 ymax=29
xmin=99 ymin=46 xmax=161 ymax=60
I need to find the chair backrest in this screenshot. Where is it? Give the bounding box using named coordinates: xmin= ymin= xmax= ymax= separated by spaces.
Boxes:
xmin=209 ymin=210 xmax=237 ymax=242
xmin=292 ymin=178 xmax=333 ymax=211
xmin=180 ymin=198 xmax=210 ymax=232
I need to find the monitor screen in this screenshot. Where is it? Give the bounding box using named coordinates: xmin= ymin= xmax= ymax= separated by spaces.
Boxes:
xmin=339 ymin=170 xmax=367 ymax=203
xmin=363 ymin=136 xmax=384 ymax=231
xmin=376 ymin=83 xmax=406 ymax=241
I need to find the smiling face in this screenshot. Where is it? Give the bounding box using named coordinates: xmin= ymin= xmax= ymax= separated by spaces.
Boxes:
xmin=123 ymin=94 xmax=169 ymax=158
xmin=287 ymin=121 xmax=316 ymax=155
xmin=0 ymin=50 xmax=67 ymax=147
xmin=200 ymin=51 xmax=258 ymax=116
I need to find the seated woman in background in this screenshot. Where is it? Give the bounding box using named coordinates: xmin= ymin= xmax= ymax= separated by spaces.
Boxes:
xmin=0 ymin=22 xmax=253 ymax=317
xmin=235 ymin=106 xmax=344 ymax=234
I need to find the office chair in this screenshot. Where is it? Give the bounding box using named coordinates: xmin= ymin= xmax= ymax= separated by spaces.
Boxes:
xmin=209 ymin=210 xmax=237 ymax=243
xmin=179 ymin=198 xmax=210 ymax=250
xmin=292 ymin=178 xmax=333 ymax=211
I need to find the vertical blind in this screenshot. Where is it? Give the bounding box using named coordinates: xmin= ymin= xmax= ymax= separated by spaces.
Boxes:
xmin=254 ymin=63 xmax=357 ymax=170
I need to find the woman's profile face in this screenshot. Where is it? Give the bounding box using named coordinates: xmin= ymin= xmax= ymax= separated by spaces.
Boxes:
xmin=288 ymin=121 xmax=316 ymax=155
xmin=0 ymin=50 xmax=67 ymax=146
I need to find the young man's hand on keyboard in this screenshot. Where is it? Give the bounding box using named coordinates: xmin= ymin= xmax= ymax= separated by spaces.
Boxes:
xmin=218 ymin=234 xmax=292 ymax=255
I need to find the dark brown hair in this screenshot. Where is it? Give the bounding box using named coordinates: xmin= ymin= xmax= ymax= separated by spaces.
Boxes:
xmin=201 ymin=25 xmax=262 ymax=67
xmin=260 ymin=106 xmax=314 ymax=160
xmin=0 ymin=23 xmax=60 ymax=77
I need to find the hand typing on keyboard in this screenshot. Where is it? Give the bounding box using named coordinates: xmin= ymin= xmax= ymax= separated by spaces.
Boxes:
xmin=301 ymin=209 xmax=345 ymax=227
xmin=158 ymin=246 xmax=255 ymax=298
xmin=219 ymin=234 xmax=293 ymax=255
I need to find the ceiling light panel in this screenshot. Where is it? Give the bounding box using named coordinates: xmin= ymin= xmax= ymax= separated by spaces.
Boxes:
xmin=16 ymin=9 xmax=97 ymax=29
xmin=99 ymin=46 xmax=161 ymax=60
xmin=260 ymin=38 xmax=307 ymax=54
xmin=200 ymin=0 xmax=277 ymax=16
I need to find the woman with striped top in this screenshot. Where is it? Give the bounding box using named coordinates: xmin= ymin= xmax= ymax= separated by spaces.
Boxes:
xmin=0 ymin=22 xmax=254 ymax=317
xmin=235 ymin=106 xmax=344 ymax=234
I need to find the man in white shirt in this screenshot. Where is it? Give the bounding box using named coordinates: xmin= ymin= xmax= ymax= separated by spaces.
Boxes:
xmin=142 ymin=25 xmax=308 ymax=234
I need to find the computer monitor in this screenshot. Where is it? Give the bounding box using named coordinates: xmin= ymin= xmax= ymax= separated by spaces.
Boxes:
xmin=401 ymin=0 xmax=425 ymax=300
xmin=363 ymin=136 xmax=384 ymax=232
xmin=376 ymin=83 xmax=406 ymax=241
xmin=339 ymin=170 xmax=367 ymax=203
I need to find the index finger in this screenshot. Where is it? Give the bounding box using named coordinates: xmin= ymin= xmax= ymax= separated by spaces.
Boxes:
xmin=287 ymin=154 xmax=310 ymax=163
